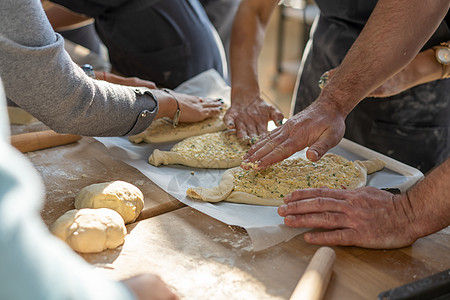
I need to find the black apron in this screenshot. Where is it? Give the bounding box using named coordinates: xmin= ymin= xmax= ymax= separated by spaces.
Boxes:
xmin=53 ymin=0 xmax=225 ymax=89
xmin=293 ymin=0 xmax=450 ymax=172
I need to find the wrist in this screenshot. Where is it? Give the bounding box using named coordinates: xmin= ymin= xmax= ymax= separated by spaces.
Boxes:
xmin=411 ymin=49 xmax=443 ymax=85
xmin=231 ymin=82 xmax=260 ymax=103
xmin=394 ymin=192 xmax=423 ymax=242
xmin=162 ymin=89 xmax=181 ymax=127
xmin=316 ymin=87 xmax=354 ymax=118
xmin=154 ymin=89 xmax=180 ymax=127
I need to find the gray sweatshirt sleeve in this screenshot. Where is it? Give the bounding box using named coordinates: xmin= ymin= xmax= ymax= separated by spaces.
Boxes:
xmin=0 ymin=0 xmax=158 ymax=136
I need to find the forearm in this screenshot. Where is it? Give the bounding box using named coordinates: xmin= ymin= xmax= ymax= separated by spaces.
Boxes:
xmin=406 ymin=157 xmax=450 ymax=239
xmin=320 ymin=0 xmax=449 ymax=115
xmin=230 ymin=0 xmax=279 ymax=99
xmin=44 ymin=2 xmax=92 ymax=31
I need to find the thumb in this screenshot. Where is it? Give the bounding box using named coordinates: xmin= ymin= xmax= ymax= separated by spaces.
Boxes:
xmin=270 ymin=108 xmax=285 ymax=126
xmin=306 ymin=131 xmax=341 ymax=161
xmin=223 ymin=110 xmax=236 ymax=129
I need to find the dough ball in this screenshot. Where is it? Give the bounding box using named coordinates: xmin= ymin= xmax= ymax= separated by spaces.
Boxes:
xmin=50 ymin=208 xmax=126 ymax=253
xmin=74 ymin=181 xmax=144 ymax=223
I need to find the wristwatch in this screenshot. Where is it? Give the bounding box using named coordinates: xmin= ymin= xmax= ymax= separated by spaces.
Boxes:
xmin=433 ymin=42 xmax=450 ymax=79
xmin=81 ymin=64 xmax=96 ymax=79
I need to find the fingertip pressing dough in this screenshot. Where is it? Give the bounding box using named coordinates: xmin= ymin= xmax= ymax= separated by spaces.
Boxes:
xmin=50 ymin=208 xmax=126 ymax=253
xmin=75 ymin=181 xmax=144 ymax=223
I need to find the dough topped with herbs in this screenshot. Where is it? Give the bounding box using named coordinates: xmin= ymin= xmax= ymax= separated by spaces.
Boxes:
xmin=149 ymin=130 xmax=250 ymax=169
xmin=187 ymin=154 xmax=386 ymax=206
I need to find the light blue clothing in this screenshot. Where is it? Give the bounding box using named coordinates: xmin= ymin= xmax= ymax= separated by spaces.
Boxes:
xmin=0 ymin=79 xmax=136 ymax=300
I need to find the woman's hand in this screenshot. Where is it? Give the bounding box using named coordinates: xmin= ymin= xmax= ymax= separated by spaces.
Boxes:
xmin=121 ymin=274 xmax=179 ymax=300
xmin=95 ymin=71 xmax=157 ymax=89
xmin=155 ymin=90 xmax=223 ymax=123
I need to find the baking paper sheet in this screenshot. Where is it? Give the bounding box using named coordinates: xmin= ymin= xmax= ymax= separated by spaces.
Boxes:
xmin=95 ymin=69 xmax=424 ymax=251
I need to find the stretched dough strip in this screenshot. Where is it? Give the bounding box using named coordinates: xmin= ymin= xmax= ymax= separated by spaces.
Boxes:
xmin=149 ymin=149 xmax=242 ymax=169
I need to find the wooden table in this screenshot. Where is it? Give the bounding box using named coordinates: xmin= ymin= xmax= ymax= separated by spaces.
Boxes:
xmin=16 ymin=133 xmax=450 ymax=299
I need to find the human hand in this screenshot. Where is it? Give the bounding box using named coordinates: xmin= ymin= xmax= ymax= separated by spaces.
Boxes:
xmin=121 ymin=274 xmax=179 ymax=300
xmin=223 ymin=95 xmax=284 ymax=144
xmin=278 ymin=187 xmax=420 ymax=249
xmin=242 ymin=100 xmax=346 ymax=169
xmin=96 ymin=71 xmax=157 ymax=89
xmin=155 ymin=89 xmax=223 ymax=123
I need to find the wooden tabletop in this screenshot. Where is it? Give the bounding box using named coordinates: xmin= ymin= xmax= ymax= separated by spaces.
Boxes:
xmin=81 ymin=207 xmax=450 ymax=299
xmin=13 ymin=127 xmax=450 ymax=299
xmin=21 ymin=136 xmax=184 ymax=226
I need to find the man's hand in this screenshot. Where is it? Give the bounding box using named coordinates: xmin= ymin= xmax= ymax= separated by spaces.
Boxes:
xmin=223 ymin=95 xmax=284 ymax=144
xmin=278 ymin=187 xmax=420 ymax=249
xmin=242 ymin=100 xmax=346 ymax=169
xmin=122 ymin=274 xmax=179 ymax=300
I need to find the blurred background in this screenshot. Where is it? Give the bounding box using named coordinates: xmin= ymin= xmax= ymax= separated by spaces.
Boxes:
xmin=51 ymin=0 xmax=319 ymax=119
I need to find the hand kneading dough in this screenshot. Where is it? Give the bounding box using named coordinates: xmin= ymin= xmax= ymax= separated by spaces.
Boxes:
xmin=75 ymin=181 xmax=144 ymax=224
xmin=50 ymin=208 xmax=126 ymax=253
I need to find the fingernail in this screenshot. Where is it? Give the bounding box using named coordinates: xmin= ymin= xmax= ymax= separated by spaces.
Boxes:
xmin=278 ymin=205 xmax=287 ymax=214
xmin=285 ymin=215 xmax=295 ymax=223
xmin=304 ymin=232 xmax=314 ymax=242
xmin=307 ymin=149 xmax=319 ymax=161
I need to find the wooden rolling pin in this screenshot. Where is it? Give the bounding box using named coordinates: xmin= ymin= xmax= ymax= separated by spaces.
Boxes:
xmin=290 ymin=247 xmax=336 ymax=300
xmin=11 ymin=130 xmax=81 ymax=153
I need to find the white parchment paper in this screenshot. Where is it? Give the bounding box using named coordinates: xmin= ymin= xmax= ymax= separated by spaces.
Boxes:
xmin=95 ymin=70 xmax=423 ymax=251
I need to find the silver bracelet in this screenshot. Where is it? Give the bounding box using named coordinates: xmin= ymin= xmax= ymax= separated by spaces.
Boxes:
xmin=162 ymin=89 xmax=181 ymax=128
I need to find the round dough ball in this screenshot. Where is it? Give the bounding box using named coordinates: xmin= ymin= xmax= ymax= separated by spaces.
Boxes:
xmin=74 ymin=181 xmax=144 ymax=223
xmin=50 ymin=208 xmax=126 ymax=253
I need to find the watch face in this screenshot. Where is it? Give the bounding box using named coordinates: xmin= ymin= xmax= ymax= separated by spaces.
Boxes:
xmin=436 ymin=47 xmax=450 ymax=64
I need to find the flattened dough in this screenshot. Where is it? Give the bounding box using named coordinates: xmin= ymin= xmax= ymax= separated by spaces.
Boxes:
xmin=129 ymin=110 xmax=227 ymax=144
xmin=50 ymin=208 xmax=126 ymax=253
xmin=75 ymin=181 xmax=144 ymax=223
xmin=187 ymin=154 xmax=386 ymax=206
xmin=149 ymin=130 xmax=250 ymax=169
